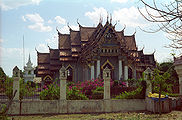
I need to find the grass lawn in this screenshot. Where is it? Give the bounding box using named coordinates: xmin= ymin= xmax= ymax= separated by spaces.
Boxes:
xmin=8 ymin=111 xmax=182 ymax=120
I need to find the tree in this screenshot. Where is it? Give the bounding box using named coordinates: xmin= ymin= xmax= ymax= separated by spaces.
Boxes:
xmin=138 ymin=0 xmax=182 ymax=49
xmin=152 ymin=69 xmax=170 ymax=115
xmin=158 ymin=61 xmax=178 ymax=88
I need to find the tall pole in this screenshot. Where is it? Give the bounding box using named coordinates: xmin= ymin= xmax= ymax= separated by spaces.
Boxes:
xmin=23 ymin=35 xmax=25 ymax=69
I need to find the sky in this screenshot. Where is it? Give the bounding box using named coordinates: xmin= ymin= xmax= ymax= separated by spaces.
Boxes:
xmin=0 ymin=0 xmax=180 ymax=76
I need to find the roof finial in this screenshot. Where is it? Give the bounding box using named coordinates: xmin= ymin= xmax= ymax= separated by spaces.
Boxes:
xmin=56 ymin=26 xmax=61 ymax=35
xmin=110 ymin=13 xmax=112 ymax=24
xmin=122 ymin=24 xmax=126 ymax=31
xmin=77 ymin=19 xmax=81 ymax=27
xmin=107 ymin=12 xmax=109 ymax=23
xmin=99 ymin=14 xmax=103 ymax=24
xmin=152 ymin=49 xmax=156 ymax=54
xmin=47 ymin=44 xmax=50 ymax=49
xmin=35 ymin=47 xmax=39 ymax=53
xmin=28 ymin=53 xmax=31 ymax=63
xmin=114 ymin=20 xmax=118 ymax=27
xmin=67 ymin=22 xmax=72 ymax=31
xmin=133 ymin=28 xmax=136 ymax=35
xmin=141 ymin=45 xmax=145 ymax=51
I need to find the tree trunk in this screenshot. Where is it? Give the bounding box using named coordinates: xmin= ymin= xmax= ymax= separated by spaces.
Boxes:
xmin=159 ymin=84 xmax=162 ymax=115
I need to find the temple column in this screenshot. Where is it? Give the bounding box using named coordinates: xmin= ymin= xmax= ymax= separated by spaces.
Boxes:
xmin=124 ymin=61 xmax=128 ymax=86
xmin=91 ymin=61 xmax=95 ymax=80
xmin=119 ymin=60 xmax=123 ymax=80
xmin=133 ymin=68 xmax=137 ymax=80
xmin=97 ymin=60 xmax=100 ymax=78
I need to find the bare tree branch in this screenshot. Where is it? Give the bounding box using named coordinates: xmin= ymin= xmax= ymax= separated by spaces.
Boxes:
xmin=139 ymin=0 xmax=182 ymax=49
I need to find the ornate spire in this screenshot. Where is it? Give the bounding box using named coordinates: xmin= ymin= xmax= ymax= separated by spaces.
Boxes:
xmin=26 ymin=53 xmax=33 ymax=67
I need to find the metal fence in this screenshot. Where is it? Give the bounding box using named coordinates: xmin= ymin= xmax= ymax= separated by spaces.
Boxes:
xmin=21 ymin=81 xmax=42 ymax=100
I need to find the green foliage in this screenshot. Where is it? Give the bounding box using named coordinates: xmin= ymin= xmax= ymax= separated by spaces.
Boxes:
xmin=0 ymin=104 xmax=8 ymax=120
xmin=0 ymin=115 xmax=8 ymax=120
xmin=158 ymin=62 xmax=178 ymax=88
xmin=161 ymin=91 xmax=179 ymax=97
xmin=4 ymin=77 xmax=13 ymax=99
xmin=0 ymin=67 xmax=6 ymax=89
xmin=40 ymin=84 xmax=60 ymax=100
xmin=152 ymin=69 xmax=172 ymax=93
xmin=115 ymin=87 xmax=143 ymax=99
xmin=66 ymin=86 xmax=88 ymax=100
xmin=4 ymin=78 xmax=34 ymax=100
xmin=19 ymin=79 xmax=34 ymax=100
xmin=40 ymin=81 xmax=88 ymax=100
xmin=92 ymin=86 xmax=104 ymax=99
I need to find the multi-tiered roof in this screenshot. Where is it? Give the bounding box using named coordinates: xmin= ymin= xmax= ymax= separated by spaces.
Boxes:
xmin=37 ymin=20 xmax=155 ymax=77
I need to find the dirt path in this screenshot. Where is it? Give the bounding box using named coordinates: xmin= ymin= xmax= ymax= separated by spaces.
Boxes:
xmin=8 ymin=111 xmax=182 ymax=120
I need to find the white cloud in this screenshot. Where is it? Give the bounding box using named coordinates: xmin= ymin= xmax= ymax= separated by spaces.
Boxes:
xmin=37 ymin=43 xmax=49 ymax=53
xmin=45 ymin=37 xmax=57 ymax=48
xmin=59 ymin=25 xmax=79 ymax=34
xmin=111 ymin=0 xmax=128 ymax=3
xmin=0 ymin=38 xmax=3 ymax=43
xmin=28 ymin=22 xmax=52 ymax=32
xmin=85 ymin=7 xmax=107 ymax=24
xmin=22 ymin=13 xmax=52 ymax=32
xmin=22 ymin=16 xmax=26 ymax=22
xmin=113 ymin=7 xmax=150 ymax=27
xmin=48 ymin=20 xmax=53 ymax=24
xmin=0 ymin=0 xmax=42 ymax=11
xmin=23 ymin=13 xmax=44 ymax=23
xmin=85 ymin=7 xmax=149 ymax=28
xmin=32 ymin=0 xmax=42 ymax=5
xmin=55 ymin=16 xmax=66 ymax=25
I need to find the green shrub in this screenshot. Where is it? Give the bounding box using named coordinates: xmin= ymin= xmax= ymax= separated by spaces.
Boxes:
xmin=40 ymin=84 xmax=60 ymax=100
xmin=161 ymin=91 xmax=179 ymax=97
xmin=66 ymin=86 xmax=88 ymax=100
xmin=4 ymin=77 xmax=13 ymax=99
xmin=19 ymin=79 xmax=34 ymax=100
xmin=115 ymin=87 xmax=143 ymax=99
xmin=92 ymin=87 xmax=103 ymax=99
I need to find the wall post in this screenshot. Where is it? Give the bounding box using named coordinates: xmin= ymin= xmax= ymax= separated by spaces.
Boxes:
xmin=144 ymin=67 xmax=153 ymax=97
xmin=13 ymin=68 xmax=20 ymax=100
xmin=59 ymin=66 xmax=67 ymax=113
xmin=59 ymin=66 xmax=67 ymax=100
xmin=103 ymin=67 xmax=111 ymax=99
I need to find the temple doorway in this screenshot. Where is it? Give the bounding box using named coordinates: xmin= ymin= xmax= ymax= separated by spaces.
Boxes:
xmin=101 ymin=60 xmax=114 ymax=80
xmin=66 ymin=65 xmax=73 ymax=81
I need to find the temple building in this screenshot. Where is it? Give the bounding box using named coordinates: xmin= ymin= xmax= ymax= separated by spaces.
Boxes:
xmin=37 ymin=19 xmax=156 ymax=84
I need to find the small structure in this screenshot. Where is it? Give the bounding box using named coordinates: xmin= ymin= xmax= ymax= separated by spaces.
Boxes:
xmin=174 ymin=56 xmax=182 ymax=96
xmin=23 ymin=54 xmax=35 ymax=82
xmin=13 ymin=66 xmax=20 ymax=77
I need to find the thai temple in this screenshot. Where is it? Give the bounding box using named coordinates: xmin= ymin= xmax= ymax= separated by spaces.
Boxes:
xmin=36 ymin=18 xmax=156 ymax=84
